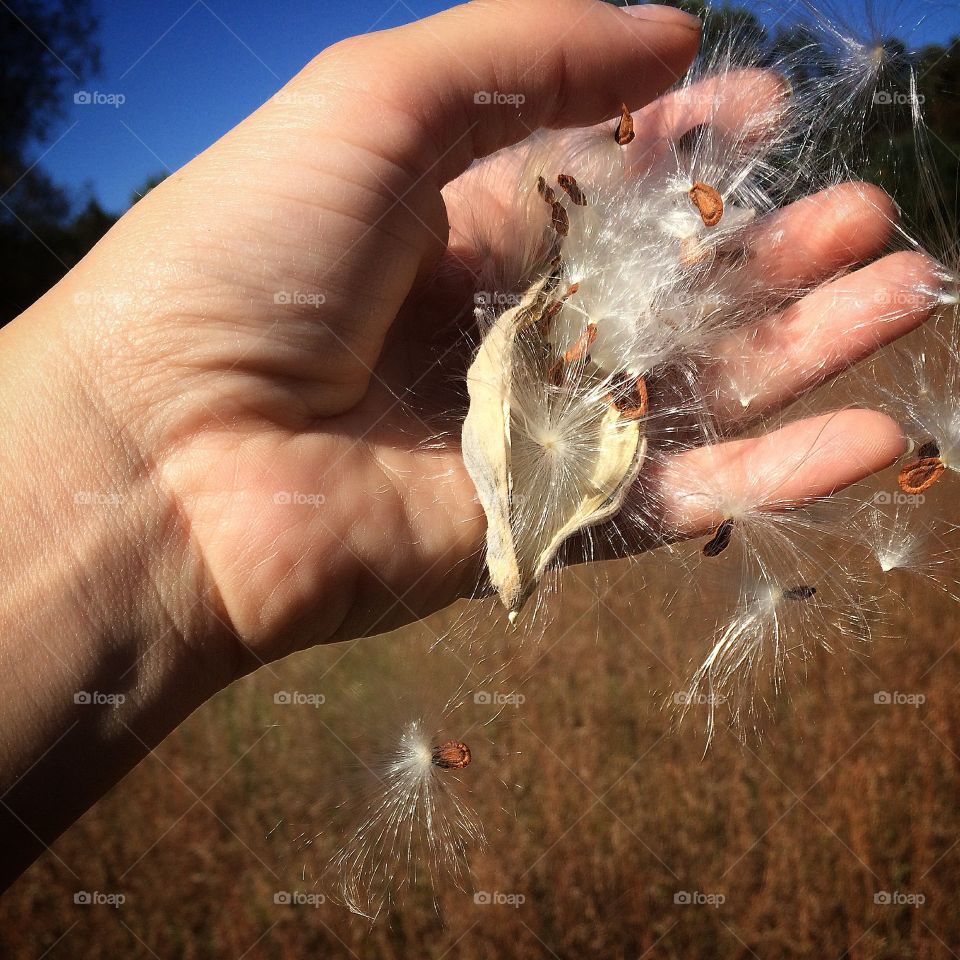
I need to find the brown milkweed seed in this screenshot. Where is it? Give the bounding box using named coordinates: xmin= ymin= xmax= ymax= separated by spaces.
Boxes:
xmin=782 ymin=585 xmax=817 ymax=601
xmin=537 ymin=175 xmax=556 ymax=205
xmin=551 ymin=201 xmax=569 ymax=237
xmin=563 ymin=323 xmax=598 ymax=365
xmin=606 ymin=372 xmax=649 ymax=419
xmin=689 ymin=181 xmax=724 ymax=227
xmin=918 ymin=440 xmax=941 ymax=459
xmin=702 ymin=518 xmax=734 ymax=557
xmin=614 ymin=103 xmax=635 ymax=146
xmin=557 ymin=173 xmax=587 ymax=206
xmin=898 ymin=456 xmax=945 ymax=494
xmin=431 ymin=740 xmax=472 ymax=770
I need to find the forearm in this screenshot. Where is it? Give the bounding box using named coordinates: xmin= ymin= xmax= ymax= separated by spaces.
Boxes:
xmin=0 ymin=290 xmax=231 ymax=888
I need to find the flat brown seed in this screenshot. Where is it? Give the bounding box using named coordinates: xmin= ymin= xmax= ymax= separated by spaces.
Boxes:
xmin=563 ymin=323 xmax=598 ymax=364
xmin=537 ymin=175 xmax=556 ymax=205
xmin=783 ymin=585 xmax=817 ymax=601
xmin=703 ymin=518 xmax=734 ymax=557
xmin=898 ymin=456 xmax=945 ymax=494
xmin=431 ymin=740 xmax=472 ymax=770
xmin=605 ymin=372 xmax=648 ymax=419
xmin=689 ymin=181 xmax=724 ymax=227
xmin=557 ymin=173 xmax=587 ymax=206
xmin=551 ymin=201 xmax=569 ymax=237
xmin=918 ymin=440 xmax=940 ymax=459
xmin=614 ymin=103 xmax=635 ymax=146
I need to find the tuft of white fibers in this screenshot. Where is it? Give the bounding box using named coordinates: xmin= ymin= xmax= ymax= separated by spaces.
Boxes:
xmin=328 ymin=714 xmax=484 ymax=921
xmin=853 ymin=501 xmax=960 ymax=599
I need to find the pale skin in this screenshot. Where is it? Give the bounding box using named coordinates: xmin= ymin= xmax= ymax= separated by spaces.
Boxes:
xmin=0 ymin=0 xmax=940 ymax=888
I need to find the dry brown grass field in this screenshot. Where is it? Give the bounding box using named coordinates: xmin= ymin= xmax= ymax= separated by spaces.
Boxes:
xmin=4 ymin=536 xmax=960 ymax=958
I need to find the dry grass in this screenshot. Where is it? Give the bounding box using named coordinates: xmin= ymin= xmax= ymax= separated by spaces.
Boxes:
xmin=4 ymin=542 xmax=960 ymax=959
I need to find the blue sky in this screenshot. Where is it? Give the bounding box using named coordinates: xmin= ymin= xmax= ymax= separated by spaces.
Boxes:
xmin=31 ymin=0 xmax=960 ymax=214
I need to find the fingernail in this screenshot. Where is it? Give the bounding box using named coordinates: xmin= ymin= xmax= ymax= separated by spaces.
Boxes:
xmin=620 ymin=3 xmax=701 ymax=31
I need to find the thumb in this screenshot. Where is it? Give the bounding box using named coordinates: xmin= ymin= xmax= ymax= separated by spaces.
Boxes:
xmin=285 ymin=0 xmax=702 ymax=187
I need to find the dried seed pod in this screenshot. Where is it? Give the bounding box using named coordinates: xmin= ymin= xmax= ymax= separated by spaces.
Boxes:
xmin=462 ymin=277 xmax=646 ymax=619
xmin=614 ymin=103 xmax=635 ymax=146
xmin=898 ymin=456 xmax=946 ymax=494
xmin=782 ymin=585 xmax=817 ymax=601
xmin=551 ymin=201 xmax=569 ymax=236
xmin=431 ymin=740 xmax=472 ymax=770
xmin=557 ymin=173 xmax=587 ymax=206
xmin=605 ymin=372 xmax=648 ymax=419
xmin=702 ymin=518 xmax=734 ymax=557
xmin=537 ymin=175 xmax=556 ymax=205
xmin=689 ymin=181 xmax=724 ymax=227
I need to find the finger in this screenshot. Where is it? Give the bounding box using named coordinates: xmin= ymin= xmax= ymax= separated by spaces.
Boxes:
xmin=737 ymin=182 xmax=897 ymax=294
xmin=287 ymin=0 xmax=701 ymax=187
xmin=627 ymin=67 xmax=790 ymax=165
xmin=656 ymin=410 xmax=906 ymax=538
xmin=707 ymin=251 xmax=943 ymax=424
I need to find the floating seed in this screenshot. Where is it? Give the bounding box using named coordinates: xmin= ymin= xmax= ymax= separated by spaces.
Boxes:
xmin=551 ymin=201 xmax=569 ymax=237
xmin=703 ymin=518 xmax=734 ymax=557
xmin=898 ymin=456 xmax=945 ymax=494
xmin=537 ymin=175 xmax=556 ymax=205
xmin=431 ymin=740 xmax=472 ymax=770
xmin=557 ymin=173 xmax=587 ymax=206
xmin=689 ymin=181 xmax=724 ymax=227
xmin=783 ymin=585 xmax=817 ymax=601
xmin=606 ymin=372 xmax=648 ymax=419
xmin=614 ymin=103 xmax=635 ymax=146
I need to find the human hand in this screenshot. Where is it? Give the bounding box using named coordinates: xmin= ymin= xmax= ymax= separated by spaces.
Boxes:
xmin=0 ymin=0 xmax=940 ymax=884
